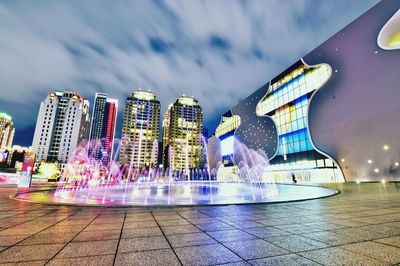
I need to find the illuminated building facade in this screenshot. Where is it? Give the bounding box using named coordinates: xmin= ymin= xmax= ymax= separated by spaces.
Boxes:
xmin=161 ymin=105 xmax=171 ymax=168
xmin=89 ymin=93 xmax=118 ymax=164
xmin=213 ymin=60 xmax=344 ymax=183
xmin=32 ymin=91 xmax=90 ymax=165
xmin=256 ymin=60 xmax=344 ymax=182
xmin=209 ymin=1 xmax=400 ymax=182
xmin=120 ymin=91 xmax=160 ymax=168
xmin=214 ymin=113 xmax=241 ymax=180
xmin=162 ymin=96 xmax=203 ymax=175
xmin=0 ymin=113 xmax=15 ymax=151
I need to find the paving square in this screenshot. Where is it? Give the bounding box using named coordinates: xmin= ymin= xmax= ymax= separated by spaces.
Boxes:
xmin=0 ymin=183 xmax=399 ymax=265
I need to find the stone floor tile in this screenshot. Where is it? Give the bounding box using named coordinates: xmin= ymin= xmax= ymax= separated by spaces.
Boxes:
xmin=374 ymin=235 xmax=400 ymax=247
xmin=124 ymin=215 xmax=155 ymax=223
xmin=225 ymin=220 xmax=265 ymax=229
xmin=266 ymin=234 xmax=329 ymax=252
xmin=83 ymin=223 xmax=122 ymax=232
xmin=73 ymin=229 xmax=120 ymax=242
xmin=303 ymin=221 xmax=347 ymax=230
xmin=17 ymin=232 xmax=77 ymax=245
xmin=41 ymin=225 xmax=85 ymax=234
xmin=256 ymin=218 xmax=292 ymax=226
xmin=154 ymin=214 xmax=182 ymax=221
xmin=249 ymin=253 xmax=320 ymax=266
xmin=115 ymin=249 xmax=180 ymax=266
xmin=175 ymin=243 xmax=242 ymax=266
xmin=47 ymin=254 xmax=114 ymax=266
xmin=216 ymin=262 xmax=250 ymax=266
xmin=207 ymin=229 xmax=257 ymax=243
xmin=0 ymin=234 xmax=31 ymax=246
xmin=118 ymin=236 xmax=169 ymax=253
xmin=161 ymin=224 xmax=201 ymax=235
xmin=186 ymin=217 xmax=218 ymax=224
xmin=273 ymin=224 xmax=323 ymax=234
xmin=359 ymin=224 xmax=400 ymax=236
xmin=330 ymin=219 xmax=369 ymax=227
xmin=0 ymin=260 xmax=48 ymax=266
xmin=0 ymin=244 xmax=64 ymax=263
xmin=223 ymin=239 xmax=289 ymax=260
xmin=196 ymin=222 xmax=235 ymax=232
xmin=332 ymin=227 xmax=389 ymax=240
xmin=339 ymin=241 xmax=400 ymax=264
xmin=56 ymin=219 xmax=92 ymax=226
xmin=301 ymin=230 xmax=365 ymax=245
xmin=299 ymin=247 xmax=388 ymax=266
xmin=121 ymin=226 xmax=162 ymax=238
xmin=167 ymin=232 xmax=216 ymax=247
xmin=123 ymin=220 xmax=158 ymax=229
xmin=157 ymin=219 xmax=190 ymax=226
xmin=244 ymin=226 xmax=290 ymax=238
xmin=55 ymin=239 xmax=118 ymax=258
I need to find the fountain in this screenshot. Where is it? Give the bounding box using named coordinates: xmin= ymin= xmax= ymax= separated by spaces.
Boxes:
xmin=12 ymin=135 xmax=338 ymax=206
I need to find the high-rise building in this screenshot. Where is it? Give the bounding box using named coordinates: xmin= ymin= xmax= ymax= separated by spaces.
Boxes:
xmin=89 ymin=93 xmax=118 ymax=163
xmin=161 ymin=104 xmax=171 ymax=168
xmin=32 ymin=91 xmax=90 ymax=166
xmin=0 ymin=113 xmax=15 ymax=151
xmin=162 ymin=96 xmax=203 ymax=175
xmin=120 ymin=90 xmax=160 ymax=168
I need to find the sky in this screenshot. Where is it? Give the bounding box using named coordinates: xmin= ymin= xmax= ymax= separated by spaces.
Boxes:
xmin=0 ymin=0 xmax=379 ymax=146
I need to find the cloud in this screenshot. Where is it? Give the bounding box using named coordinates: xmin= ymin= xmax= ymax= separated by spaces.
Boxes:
xmin=0 ymin=0 xmax=379 ymax=145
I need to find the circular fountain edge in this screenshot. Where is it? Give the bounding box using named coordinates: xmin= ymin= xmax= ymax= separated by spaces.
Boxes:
xmin=10 ymin=183 xmax=340 ymax=207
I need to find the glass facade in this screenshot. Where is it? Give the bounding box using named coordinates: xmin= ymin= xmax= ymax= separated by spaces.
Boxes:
xmin=257 ymin=63 xmax=331 ymax=159
xmin=89 ymin=93 xmax=118 ymax=164
xmin=255 ymin=60 xmax=344 ymax=182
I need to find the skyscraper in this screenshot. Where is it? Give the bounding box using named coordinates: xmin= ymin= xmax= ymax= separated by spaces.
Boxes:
xmin=0 ymin=113 xmax=15 ymax=151
xmin=120 ymin=90 xmax=160 ymax=168
xmin=89 ymin=93 xmax=118 ymax=163
xmin=162 ymin=96 xmax=203 ymax=175
xmin=32 ymin=91 xmax=90 ymax=167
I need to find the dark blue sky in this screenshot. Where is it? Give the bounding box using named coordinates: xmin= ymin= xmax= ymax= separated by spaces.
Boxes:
xmin=0 ymin=0 xmax=379 ymax=146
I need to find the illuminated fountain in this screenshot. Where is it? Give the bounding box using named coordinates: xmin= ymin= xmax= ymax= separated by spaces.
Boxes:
xmin=12 ymin=135 xmax=338 ymax=206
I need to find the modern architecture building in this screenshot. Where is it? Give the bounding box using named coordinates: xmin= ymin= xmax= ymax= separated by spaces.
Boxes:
xmin=0 ymin=113 xmax=15 ymax=151
xmin=162 ymin=96 xmax=203 ymax=176
xmin=119 ymin=90 xmax=160 ymax=168
xmin=31 ymin=91 xmax=90 ymax=167
xmin=209 ymin=0 xmax=400 ymax=182
xmin=256 ymin=60 xmax=344 ymax=182
xmin=89 ymin=93 xmax=118 ymax=164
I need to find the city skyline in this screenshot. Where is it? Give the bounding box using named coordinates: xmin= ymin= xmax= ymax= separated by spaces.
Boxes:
xmin=0 ymin=0 xmax=380 ymax=147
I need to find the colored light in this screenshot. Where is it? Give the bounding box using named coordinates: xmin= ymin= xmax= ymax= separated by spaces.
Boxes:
xmin=383 ymin=145 xmax=389 ymax=150
xmin=38 ymin=163 xmax=60 ymax=179
xmin=221 ymin=136 xmax=234 ymax=156
xmin=388 ymin=31 xmax=400 ymax=47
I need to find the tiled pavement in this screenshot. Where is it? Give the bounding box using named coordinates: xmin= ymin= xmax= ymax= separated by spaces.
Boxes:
xmin=0 ymin=183 xmax=400 ymax=265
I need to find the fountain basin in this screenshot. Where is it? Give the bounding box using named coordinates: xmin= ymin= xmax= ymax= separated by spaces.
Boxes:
xmin=11 ymin=182 xmax=338 ymax=206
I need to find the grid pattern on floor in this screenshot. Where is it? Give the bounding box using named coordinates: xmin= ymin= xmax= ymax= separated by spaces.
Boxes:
xmin=0 ymin=183 xmax=400 ymax=265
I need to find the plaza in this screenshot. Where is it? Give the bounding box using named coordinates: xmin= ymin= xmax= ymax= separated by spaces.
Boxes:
xmin=1 ymin=182 xmax=400 ymax=265
xmin=0 ymin=0 xmax=399 ymax=265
